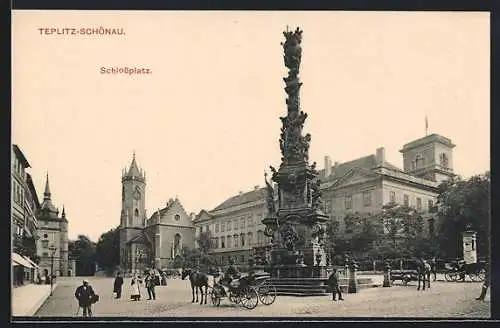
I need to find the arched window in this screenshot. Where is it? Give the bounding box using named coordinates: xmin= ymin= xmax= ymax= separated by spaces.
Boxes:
xmin=134 ymin=208 xmax=139 ymax=217
xmin=174 ymin=233 xmax=181 ymax=257
xmin=247 ymin=232 xmax=253 ymax=246
xmin=240 ymin=233 xmax=245 ymax=247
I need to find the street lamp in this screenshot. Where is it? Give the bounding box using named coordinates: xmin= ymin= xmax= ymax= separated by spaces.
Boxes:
xmin=48 ymin=245 xmax=57 ymax=296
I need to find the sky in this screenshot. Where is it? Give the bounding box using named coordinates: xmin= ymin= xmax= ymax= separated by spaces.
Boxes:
xmin=12 ymin=11 xmax=490 ymax=242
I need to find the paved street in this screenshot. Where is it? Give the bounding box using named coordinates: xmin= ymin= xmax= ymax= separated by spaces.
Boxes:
xmin=35 ymin=276 xmax=490 ymax=318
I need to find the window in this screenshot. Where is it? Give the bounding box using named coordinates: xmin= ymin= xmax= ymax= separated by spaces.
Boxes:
xmin=234 ymin=220 xmax=238 ymax=231
xmin=227 ymin=221 xmax=232 ymax=231
xmin=174 ymin=214 xmax=180 ymax=221
xmin=199 ymin=227 xmax=203 ymax=234
xmin=403 ymin=194 xmax=409 ymax=207
xmin=227 ymin=236 xmax=232 ymax=248
xmin=221 ymin=236 xmax=225 ymax=248
xmin=215 ymin=224 xmax=219 ymax=233
xmin=411 ymin=160 xmax=416 ymax=170
xmin=324 ymin=200 xmax=332 ymax=214
xmin=233 ymin=234 xmax=239 ymax=247
xmin=247 ymin=232 xmax=253 ymax=246
xmin=134 ymin=208 xmax=139 ymax=217
xmin=415 ymin=154 xmax=425 ymax=169
xmin=42 ymin=240 xmax=49 ymax=248
xmin=241 ymin=255 xmax=245 ymax=263
xmin=440 ymin=153 xmax=449 ymax=168
xmin=389 ymin=191 xmax=396 ymax=203
xmin=221 ymin=222 xmax=225 ymax=232
xmin=240 ymin=233 xmax=245 ymax=247
xmin=247 ymin=217 xmax=253 ymax=227
xmin=42 ymin=252 xmax=48 ymax=257
xmin=214 ymin=237 xmax=219 ymax=249
xmin=428 ymin=200 xmax=435 ymax=212
xmin=257 ymin=230 xmax=264 ymax=245
xmin=240 ymin=218 xmax=245 ymax=229
xmin=345 ymin=196 xmax=352 ymax=209
xmin=416 ymin=197 xmax=422 ymax=211
xmin=43 ymin=233 xmax=48 ymax=238
xmin=363 ymin=191 xmax=372 ymax=207
xmin=428 ymin=218 xmax=435 ymax=235
xmin=205 ymin=225 xmax=209 ymax=232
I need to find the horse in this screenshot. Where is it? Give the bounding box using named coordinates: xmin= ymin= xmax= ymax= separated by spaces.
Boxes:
xmin=181 ymin=268 xmax=209 ymax=305
xmin=413 ymin=258 xmax=431 ymax=291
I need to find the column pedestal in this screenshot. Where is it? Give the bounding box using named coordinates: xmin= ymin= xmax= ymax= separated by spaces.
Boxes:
xmin=348 ymin=261 xmax=359 ymax=293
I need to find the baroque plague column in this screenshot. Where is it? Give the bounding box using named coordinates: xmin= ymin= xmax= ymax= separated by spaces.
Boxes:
xmin=262 ymin=27 xmax=329 ymax=278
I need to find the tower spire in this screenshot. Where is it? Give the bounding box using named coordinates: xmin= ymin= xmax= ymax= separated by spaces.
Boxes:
xmin=44 ymin=172 xmax=51 ymax=200
xmin=62 ymin=205 xmax=66 ymax=218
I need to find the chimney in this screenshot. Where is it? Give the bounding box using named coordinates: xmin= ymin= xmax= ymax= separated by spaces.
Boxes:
xmin=324 ymin=156 xmax=332 ymax=178
xmin=376 ymin=147 xmax=386 ymax=166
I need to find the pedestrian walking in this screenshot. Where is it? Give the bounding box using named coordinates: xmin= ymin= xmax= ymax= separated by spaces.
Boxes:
xmin=327 ymin=268 xmax=344 ymax=301
xmin=476 ymin=263 xmax=490 ymax=301
xmin=74 ymin=279 xmax=97 ymax=317
xmin=145 ymin=272 xmax=157 ymax=300
xmin=113 ymin=272 xmax=124 ymax=299
xmin=130 ymin=275 xmax=142 ymax=301
xmin=430 ymin=257 xmax=437 ymax=281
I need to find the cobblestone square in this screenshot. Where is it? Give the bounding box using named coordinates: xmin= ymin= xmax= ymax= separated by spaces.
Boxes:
xmin=34 ymin=276 xmax=490 ymax=318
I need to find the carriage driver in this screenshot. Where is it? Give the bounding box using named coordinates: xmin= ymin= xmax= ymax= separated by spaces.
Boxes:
xmin=221 ymin=258 xmax=240 ymax=291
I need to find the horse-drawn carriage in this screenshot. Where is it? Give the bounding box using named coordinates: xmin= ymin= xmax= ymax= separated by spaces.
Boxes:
xmin=210 ymin=272 xmax=277 ymax=310
xmin=390 ymin=269 xmax=419 ymax=285
xmin=444 ymin=261 xmax=486 ymax=282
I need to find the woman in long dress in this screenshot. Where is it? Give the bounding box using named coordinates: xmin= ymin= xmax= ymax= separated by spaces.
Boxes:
xmin=130 ymin=275 xmax=142 ymax=301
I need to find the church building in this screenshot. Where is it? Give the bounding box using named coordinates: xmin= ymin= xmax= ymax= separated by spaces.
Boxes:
xmin=118 ymin=154 xmax=195 ymax=275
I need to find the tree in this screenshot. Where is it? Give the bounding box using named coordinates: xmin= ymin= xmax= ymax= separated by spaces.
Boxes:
xmin=94 ymin=227 xmax=120 ymax=275
xmin=70 ymin=235 xmax=96 ymax=276
xmin=196 ymin=231 xmax=213 ymax=255
xmin=436 ymin=172 xmax=490 ymax=259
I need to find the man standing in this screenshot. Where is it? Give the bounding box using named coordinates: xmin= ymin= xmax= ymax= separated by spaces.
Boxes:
xmin=113 ymin=272 xmax=124 ymax=299
xmin=75 ymin=279 xmax=96 ymax=317
xmin=327 ymin=268 xmax=344 ymax=301
xmin=476 ymin=263 xmax=490 ymax=301
xmin=430 ymin=257 xmax=437 ymax=281
xmin=145 ymin=272 xmax=156 ymax=300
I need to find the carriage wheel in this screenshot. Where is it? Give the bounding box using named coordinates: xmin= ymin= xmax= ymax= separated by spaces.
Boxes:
xmin=258 ymin=284 xmax=277 ymax=305
xmin=445 ymin=272 xmax=458 ymax=282
xmin=240 ymin=287 xmax=259 ymax=310
xmin=477 ymin=268 xmax=486 ymax=282
xmin=468 ymin=273 xmax=480 ymax=282
xmin=211 ymin=289 xmax=221 ymax=307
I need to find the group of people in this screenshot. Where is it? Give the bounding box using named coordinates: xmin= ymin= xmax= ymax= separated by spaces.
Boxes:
xmin=112 ymin=271 xmax=159 ymax=301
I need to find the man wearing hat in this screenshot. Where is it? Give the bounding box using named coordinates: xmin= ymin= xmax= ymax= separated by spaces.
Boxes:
xmin=75 ymin=279 xmax=96 ymax=317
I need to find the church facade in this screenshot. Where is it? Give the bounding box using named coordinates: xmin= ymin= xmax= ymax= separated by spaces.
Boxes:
xmin=118 ymin=154 xmax=195 ymax=275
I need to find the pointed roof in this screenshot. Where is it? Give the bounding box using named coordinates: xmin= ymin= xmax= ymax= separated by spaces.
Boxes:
xmin=39 ymin=173 xmax=59 ymax=217
xmin=125 ymin=152 xmax=142 ymax=178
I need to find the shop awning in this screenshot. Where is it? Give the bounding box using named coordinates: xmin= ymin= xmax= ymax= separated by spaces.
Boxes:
xmin=22 ymin=256 xmax=38 ymax=269
xmin=12 ymin=253 xmax=34 ymax=268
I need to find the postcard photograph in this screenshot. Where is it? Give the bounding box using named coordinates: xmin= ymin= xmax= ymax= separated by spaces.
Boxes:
xmin=11 ymin=10 xmax=490 ymax=319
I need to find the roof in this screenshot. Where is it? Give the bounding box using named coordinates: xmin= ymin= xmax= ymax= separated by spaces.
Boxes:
xmin=40 ymin=174 xmax=58 ymax=215
xmin=25 ymin=173 xmax=40 ymax=209
xmin=210 ymin=187 xmax=267 ymax=212
xmin=399 ymin=133 xmax=455 ymax=152
xmin=125 ymin=153 xmax=143 ymax=178
xmin=320 ymin=155 xmax=403 ymax=182
xmin=12 ymin=145 xmax=31 ymax=168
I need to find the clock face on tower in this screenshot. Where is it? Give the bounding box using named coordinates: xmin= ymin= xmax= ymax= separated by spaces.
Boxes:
xmin=133 ymin=186 xmax=141 ymax=200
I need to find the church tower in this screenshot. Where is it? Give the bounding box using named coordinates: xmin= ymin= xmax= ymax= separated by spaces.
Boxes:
xmin=399 ymin=133 xmax=456 ymax=183
xmin=119 ymin=153 xmax=147 ymax=273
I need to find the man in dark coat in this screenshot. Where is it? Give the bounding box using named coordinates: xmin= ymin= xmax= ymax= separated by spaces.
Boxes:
xmin=327 ymin=268 xmax=344 ymax=301
xmin=476 ymin=263 xmax=490 ymax=301
xmin=145 ymin=272 xmax=157 ymax=300
xmin=75 ymin=279 xmax=96 ymax=317
xmin=113 ymin=272 xmax=124 ymax=299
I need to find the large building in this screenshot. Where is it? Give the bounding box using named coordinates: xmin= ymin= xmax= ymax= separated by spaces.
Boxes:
xmin=11 ymin=145 xmax=40 ymax=285
xmin=192 ymin=133 xmax=455 ymax=266
xmin=118 ymin=133 xmax=455 ymax=270
xmin=36 ymin=175 xmax=71 ymax=277
xmin=118 ymin=154 xmax=196 ymax=275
